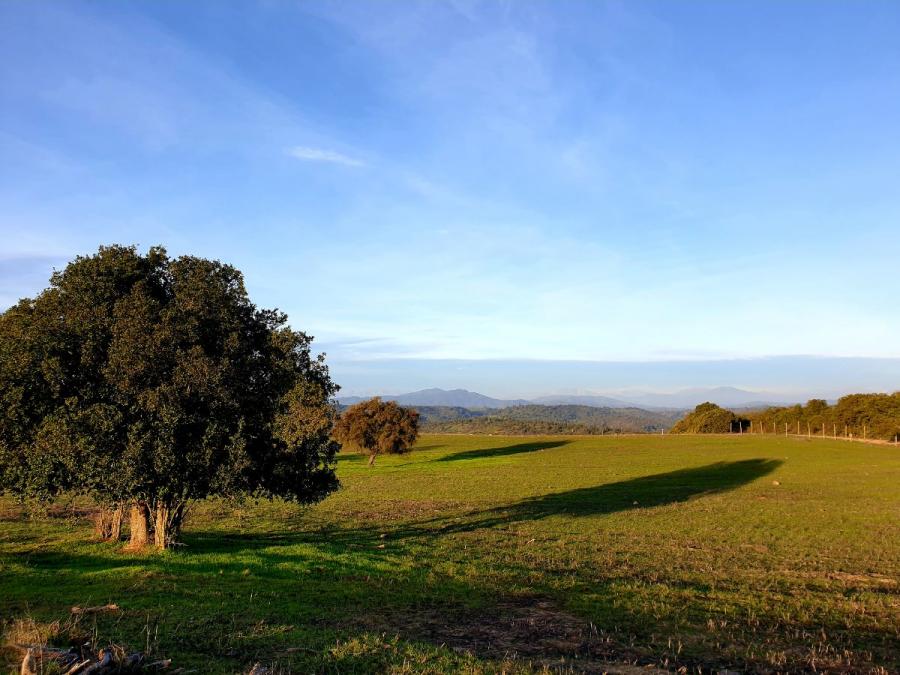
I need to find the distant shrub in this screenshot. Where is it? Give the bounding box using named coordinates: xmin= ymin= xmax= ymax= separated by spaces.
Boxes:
xmin=671 ymin=402 xmax=741 ymax=434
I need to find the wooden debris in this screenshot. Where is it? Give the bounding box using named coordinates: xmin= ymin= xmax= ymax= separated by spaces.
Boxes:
xmin=81 ymin=650 xmax=113 ymax=674
xmin=17 ymin=646 xmax=81 ymax=675
xmin=146 ymin=658 xmax=172 ymax=669
xmin=19 ymin=648 xmax=36 ymax=675
xmin=63 ymin=659 xmax=92 ymax=674
xmin=17 ymin=643 xmax=171 ymax=674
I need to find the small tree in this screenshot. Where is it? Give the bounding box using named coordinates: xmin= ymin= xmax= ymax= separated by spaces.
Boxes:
xmin=0 ymin=245 xmax=339 ymax=549
xmin=333 ymin=398 xmax=419 ymax=466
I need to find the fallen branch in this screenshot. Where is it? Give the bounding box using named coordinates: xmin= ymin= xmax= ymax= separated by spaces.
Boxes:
xmin=81 ymin=650 xmax=113 ymax=674
xmin=17 ymin=646 xmax=80 ymax=675
xmin=63 ymin=659 xmax=92 ymax=675
xmin=18 ymin=644 xmax=172 ymax=675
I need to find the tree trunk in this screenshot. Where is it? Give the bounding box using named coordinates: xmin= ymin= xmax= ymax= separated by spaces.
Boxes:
xmin=109 ymin=506 xmax=123 ymax=540
xmin=94 ymin=505 xmax=124 ymax=541
xmin=153 ymin=501 xmax=186 ymax=549
xmin=153 ymin=504 xmax=169 ymax=549
xmin=128 ymin=502 xmax=152 ymax=549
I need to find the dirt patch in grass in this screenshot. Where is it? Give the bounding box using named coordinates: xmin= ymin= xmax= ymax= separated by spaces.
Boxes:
xmin=355 ymin=596 xmax=669 ymax=674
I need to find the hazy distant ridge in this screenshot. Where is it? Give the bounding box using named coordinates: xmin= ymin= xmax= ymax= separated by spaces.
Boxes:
xmin=338 ymin=386 xmax=793 ymax=410
xmin=337 ymin=387 xmax=529 ymax=409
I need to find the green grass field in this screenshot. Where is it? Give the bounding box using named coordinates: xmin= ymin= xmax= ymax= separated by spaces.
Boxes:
xmin=2 ymin=434 xmax=899 ymax=673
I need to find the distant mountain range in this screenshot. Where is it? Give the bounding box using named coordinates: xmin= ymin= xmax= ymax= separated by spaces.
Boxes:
xmin=337 ymin=387 xmax=530 ymax=409
xmin=611 ymin=386 xmax=792 ymax=410
xmin=337 ymin=386 xmax=794 ymax=410
xmin=531 ymin=394 xmax=638 ymax=408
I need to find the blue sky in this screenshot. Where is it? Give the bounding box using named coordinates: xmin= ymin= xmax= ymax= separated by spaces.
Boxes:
xmin=2 ymin=1 xmax=899 ymax=397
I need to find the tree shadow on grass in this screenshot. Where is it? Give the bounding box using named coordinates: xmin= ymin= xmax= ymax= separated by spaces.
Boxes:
xmin=8 ymin=457 xmax=899 ymax=673
xmin=337 ymin=444 xmax=444 ymax=464
xmin=6 ymin=459 xmax=779 ymax=598
xmin=4 ymin=459 xmax=783 ymax=594
xmin=8 ymin=459 xmax=781 ymax=571
xmin=403 ymin=458 xmax=782 ymax=535
xmin=20 ymin=458 xmax=899 ymax=674
xmin=159 ymin=458 xmax=783 ymax=555
xmin=513 ymin=458 xmax=782 ymax=518
xmin=410 ymin=444 xmax=444 ymax=452
xmin=434 ymin=440 xmax=570 ymax=463
xmin=179 ymin=459 xmax=782 ymax=549
xmin=336 ymin=453 xmax=367 ymax=462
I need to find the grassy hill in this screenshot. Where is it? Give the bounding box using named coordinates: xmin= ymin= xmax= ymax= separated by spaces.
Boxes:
xmin=2 ymin=434 xmax=898 ymax=673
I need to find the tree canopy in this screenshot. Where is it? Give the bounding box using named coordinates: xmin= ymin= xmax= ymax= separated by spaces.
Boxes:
xmin=0 ymin=245 xmax=339 ymax=548
xmin=745 ymin=394 xmax=900 ymax=440
xmin=670 ymin=402 xmax=745 ymax=434
xmin=333 ymin=398 xmax=419 ymax=466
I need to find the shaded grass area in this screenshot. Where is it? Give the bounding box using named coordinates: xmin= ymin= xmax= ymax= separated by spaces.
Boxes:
xmin=435 ymin=440 xmax=570 ymax=463
xmin=2 ymin=434 xmax=899 ymax=673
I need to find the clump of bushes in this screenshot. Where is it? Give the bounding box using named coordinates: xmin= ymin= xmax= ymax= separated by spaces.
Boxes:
xmin=671 ymin=402 xmax=744 ymax=434
xmin=746 ymin=393 xmax=900 ymax=440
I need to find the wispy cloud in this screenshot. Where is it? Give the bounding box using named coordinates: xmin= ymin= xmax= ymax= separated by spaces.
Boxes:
xmin=287 ymin=146 xmax=365 ymax=167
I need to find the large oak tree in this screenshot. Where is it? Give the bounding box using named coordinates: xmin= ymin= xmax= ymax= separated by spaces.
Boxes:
xmin=0 ymin=245 xmax=339 ymax=548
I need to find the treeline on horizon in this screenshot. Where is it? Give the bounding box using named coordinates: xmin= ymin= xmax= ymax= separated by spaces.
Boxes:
xmin=745 ymin=393 xmax=900 ymax=440
xmin=673 ymin=393 xmax=900 ymax=441
xmin=424 ymin=417 xmax=611 ymax=435
xmin=388 ymin=404 xmax=680 ymax=435
xmin=389 ymin=395 xmax=900 ymax=439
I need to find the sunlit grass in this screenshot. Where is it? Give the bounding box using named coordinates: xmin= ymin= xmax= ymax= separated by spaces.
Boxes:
xmin=2 ymin=434 xmax=898 ymax=673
